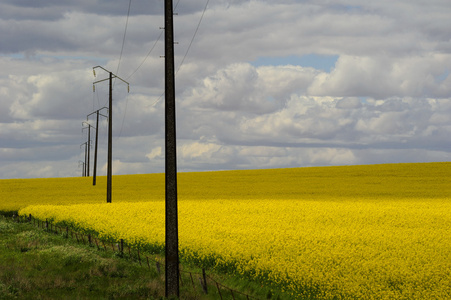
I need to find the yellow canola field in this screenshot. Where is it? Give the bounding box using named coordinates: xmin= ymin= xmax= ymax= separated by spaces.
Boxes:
xmin=3 ymin=162 xmax=451 ymax=211
xmin=19 ymin=199 xmax=451 ymax=299
xmin=6 ymin=162 xmax=451 ymax=298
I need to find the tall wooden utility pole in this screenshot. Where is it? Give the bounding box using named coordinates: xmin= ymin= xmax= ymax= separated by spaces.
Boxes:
xmin=79 ymin=161 xmax=85 ymax=177
xmin=107 ymin=72 xmax=113 ymax=203
xmin=93 ymin=66 xmax=129 ymax=203
xmin=164 ymin=0 xmax=179 ymax=297
xmin=82 ymin=121 xmax=93 ymax=177
xmin=87 ymin=107 xmax=108 ymax=186
xmin=80 ymin=142 xmax=88 ymax=177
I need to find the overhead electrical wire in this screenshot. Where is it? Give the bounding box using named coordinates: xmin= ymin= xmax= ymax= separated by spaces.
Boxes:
xmin=114 ymin=0 xmax=132 ymax=139
xmin=176 ymin=0 xmax=210 ymax=75
xmin=92 ymin=88 xmax=96 ymax=111
xmin=120 ymin=30 xmax=163 ymax=136
xmin=82 ymin=2 xmax=133 ymax=169
xmin=118 ymin=92 xmax=130 ymax=138
xmin=144 ymin=0 xmax=210 ymax=109
xmin=119 ymin=0 xmax=181 ymax=135
xmin=125 ymin=30 xmax=164 ymax=81
xmin=115 ymin=0 xmax=132 ymax=81
xmin=84 ymin=0 xmax=197 ymax=171
xmin=117 ymin=0 xmax=210 ymax=138
xmin=125 ymin=0 xmax=180 ymax=81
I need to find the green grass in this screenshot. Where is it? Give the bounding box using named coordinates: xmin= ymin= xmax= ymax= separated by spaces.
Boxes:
xmin=0 ymin=215 xmax=167 ymax=299
xmin=0 ymin=215 xmax=284 ymax=300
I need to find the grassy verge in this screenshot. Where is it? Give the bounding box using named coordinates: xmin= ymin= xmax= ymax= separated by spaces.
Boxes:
xmin=0 ymin=215 xmax=285 ymax=299
xmin=0 ymin=214 xmax=168 ymax=299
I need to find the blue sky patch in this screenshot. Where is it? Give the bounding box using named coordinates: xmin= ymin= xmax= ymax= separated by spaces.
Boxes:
xmin=251 ymin=54 xmax=339 ymax=72
xmin=436 ymin=69 xmax=450 ymax=82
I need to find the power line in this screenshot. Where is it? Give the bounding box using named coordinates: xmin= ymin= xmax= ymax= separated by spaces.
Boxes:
xmin=174 ymin=0 xmax=181 ymax=10
xmin=94 ymin=83 xmax=109 ymax=108
xmin=176 ymin=0 xmax=210 ymax=75
xmin=119 ymin=0 xmax=210 ymax=136
xmin=116 ymin=0 xmax=132 ymax=80
xmin=97 ymin=89 xmax=106 ymax=108
xmin=110 ymin=0 xmax=132 ymax=140
xmin=124 ymin=0 xmax=181 ymax=81
xmin=118 ymin=2 xmax=169 ymax=137
xmin=127 ymin=0 xmax=207 ymax=83
xmin=117 ymin=92 xmax=130 ymax=138
xmin=126 ymin=30 xmax=164 ymax=81
xmin=118 ymin=28 xmax=165 ymax=138
xmin=143 ymin=0 xmax=210 ymax=110
xmin=92 ymin=89 xmax=96 ymax=111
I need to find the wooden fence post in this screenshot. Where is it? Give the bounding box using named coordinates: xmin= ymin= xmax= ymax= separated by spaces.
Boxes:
xmin=199 ymin=268 xmax=208 ymax=294
xmin=216 ymin=282 xmax=223 ymax=300
xmin=230 ymin=289 xmax=235 ymax=300
xmin=203 ymin=269 xmax=208 ymax=294
xmin=189 ymin=272 xmax=195 ymax=289
xmin=146 ymin=256 xmax=151 ymax=270
xmin=156 ymin=261 xmax=161 ymax=274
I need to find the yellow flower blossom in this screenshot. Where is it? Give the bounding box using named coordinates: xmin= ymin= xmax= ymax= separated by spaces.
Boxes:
xmin=6 ymin=162 xmax=451 ymax=298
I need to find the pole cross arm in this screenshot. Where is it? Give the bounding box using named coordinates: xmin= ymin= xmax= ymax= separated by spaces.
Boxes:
xmin=92 ymin=65 xmax=110 ymax=75
xmin=92 ymin=66 xmax=130 ymax=92
xmin=82 ymin=121 xmax=94 ymax=129
xmin=87 ymin=107 xmax=109 ymax=120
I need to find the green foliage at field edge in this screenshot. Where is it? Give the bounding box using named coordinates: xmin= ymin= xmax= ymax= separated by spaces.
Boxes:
xmin=0 ymin=215 xmax=288 ymax=300
xmin=0 ymin=215 xmax=168 ymax=299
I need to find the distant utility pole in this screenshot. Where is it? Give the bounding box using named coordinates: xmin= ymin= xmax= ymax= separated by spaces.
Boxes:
xmin=164 ymin=0 xmax=179 ymax=297
xmin=93 ymin=66 xmax=129 ymax=203
xmin=87 ymin=107 xmax=108 ymax=186
xmin=78 ymin=160 xmax=86 ymax=177
xmin=80 ymin=142 xmax=88 ymax=177
xmin=82 ymin=121 xmax=93 ymax=177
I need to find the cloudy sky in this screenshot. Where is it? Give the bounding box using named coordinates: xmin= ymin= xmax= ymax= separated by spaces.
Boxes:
xmin=1 ymin=0 xmax=451 ymax=179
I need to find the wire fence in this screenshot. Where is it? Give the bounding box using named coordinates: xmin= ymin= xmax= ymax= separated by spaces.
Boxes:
xmin=14 ymin=214 xmax=263 ymax=300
